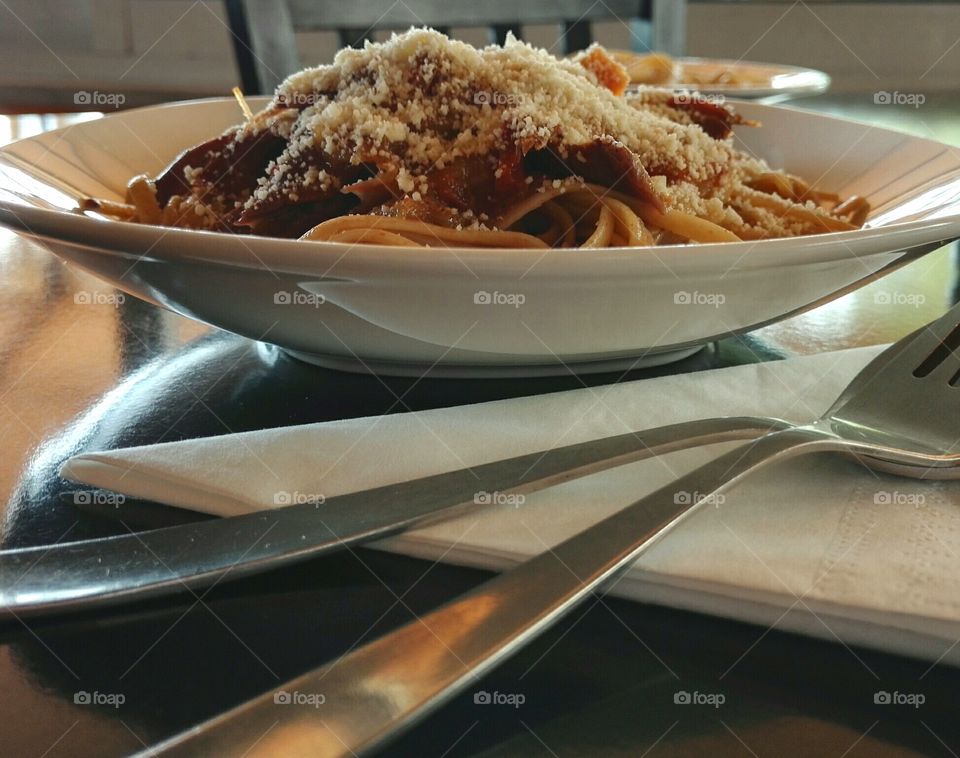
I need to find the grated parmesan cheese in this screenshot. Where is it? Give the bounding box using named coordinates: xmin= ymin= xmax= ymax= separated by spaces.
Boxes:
xmin=219 ymin=28 xmax=802 ymax=237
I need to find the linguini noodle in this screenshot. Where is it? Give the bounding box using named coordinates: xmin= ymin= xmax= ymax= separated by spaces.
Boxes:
xmin=294 ymin=183 xmax=744 ymax=248
xmin=81 ymin=29 xmax=869 ymax=250
xmin=300 ymin=214 xmax=548 ymax=248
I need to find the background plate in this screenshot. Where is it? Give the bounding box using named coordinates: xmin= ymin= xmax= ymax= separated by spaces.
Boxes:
xmin=620 ymin=54 xmax=832 ymax=98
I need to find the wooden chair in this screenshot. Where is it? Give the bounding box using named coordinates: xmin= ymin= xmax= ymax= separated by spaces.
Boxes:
xmin=224 ymin=0 xmax=687 ymax=94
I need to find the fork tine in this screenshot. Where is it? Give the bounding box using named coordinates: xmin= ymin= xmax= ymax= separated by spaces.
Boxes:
xmin=886 ymin=302 xmax=960 ymax=377
xmin=913 ymin=316 xmax=960 ymax=382
xmin=923 ymin=334 xmax=960 ymax=384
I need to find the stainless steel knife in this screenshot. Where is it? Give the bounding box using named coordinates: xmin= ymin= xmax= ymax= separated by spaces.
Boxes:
xmin=0 ymin=416 xmax=784 ymax=618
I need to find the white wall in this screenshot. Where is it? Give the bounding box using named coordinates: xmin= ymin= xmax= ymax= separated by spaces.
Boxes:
xmin=0 ymin=1 xmax=958 ymax=107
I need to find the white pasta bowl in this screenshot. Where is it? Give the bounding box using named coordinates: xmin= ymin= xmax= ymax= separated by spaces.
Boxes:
xmin=1 ymin=97 xmax=959 ymax=377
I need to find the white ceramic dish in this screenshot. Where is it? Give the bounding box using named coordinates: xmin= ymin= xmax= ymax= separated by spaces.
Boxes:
xmin=623 ymin=56 xmax=831 ymax=99
xmin=1 ymin=98 xmax=959 ymax=377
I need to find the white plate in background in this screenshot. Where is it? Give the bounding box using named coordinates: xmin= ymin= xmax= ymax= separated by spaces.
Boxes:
xmin=619 ymin=55 xmax=831 ymax=99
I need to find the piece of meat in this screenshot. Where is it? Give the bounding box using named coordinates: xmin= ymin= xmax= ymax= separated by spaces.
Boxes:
xmin=342 ymin=168 xmax=400 ymax=212
xmin=427 ymin=155 xmax=498 ymax=212
xmin=523 ymin=137 xmax=664 ymax=210
xmin=375 ymin=196 xmax=461 ymax=227
xmin=666 ymin=96 xmax=754 ymax=140
xmin=154 ymin=131 xmax=286 ymax=208
xmin=240 ymin=157 xmax=363 ymax=219
xmin=154 ymin=134 xmax=232 ymax=205
xmin=241 ymin=192 xmax=358 ymax=238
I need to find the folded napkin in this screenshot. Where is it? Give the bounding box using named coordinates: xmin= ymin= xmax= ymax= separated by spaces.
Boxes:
xmin=63 ymin=346 xmax=960 ymax=666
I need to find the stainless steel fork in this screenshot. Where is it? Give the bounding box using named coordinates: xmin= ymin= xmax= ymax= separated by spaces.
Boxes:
xmin=151 ymin=303 xmax=960 ymax=757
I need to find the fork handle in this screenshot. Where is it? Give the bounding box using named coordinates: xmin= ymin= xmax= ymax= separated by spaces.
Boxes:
xmin=151 ymin=426 xmax=843 ymax=757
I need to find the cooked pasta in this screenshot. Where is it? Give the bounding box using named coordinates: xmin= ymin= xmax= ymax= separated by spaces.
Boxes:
xmin=81 ymin=29 xmax=868 ymax=248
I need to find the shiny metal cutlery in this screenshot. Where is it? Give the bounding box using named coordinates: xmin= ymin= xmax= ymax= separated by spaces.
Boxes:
xmin=0 ymin=415 xmax=785 ymax=617
xmin=151 ymin=304 xmax=960 ymax=757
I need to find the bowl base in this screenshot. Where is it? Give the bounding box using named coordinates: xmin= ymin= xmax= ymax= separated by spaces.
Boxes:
xmin=281 ymin=345 xmax=706 ymax=378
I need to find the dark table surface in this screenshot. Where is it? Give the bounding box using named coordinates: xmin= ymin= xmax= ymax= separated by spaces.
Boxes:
xmin=1 ymin=94 xmax=960 ymax=757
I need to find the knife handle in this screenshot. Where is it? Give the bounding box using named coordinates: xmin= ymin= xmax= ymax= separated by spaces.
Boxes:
xmin=152 ymin=425 xmax=846 ymax=757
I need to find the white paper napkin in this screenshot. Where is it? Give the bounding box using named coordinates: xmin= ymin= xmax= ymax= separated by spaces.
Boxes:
xmin=62 ymin=346 xmax=960 ymax=666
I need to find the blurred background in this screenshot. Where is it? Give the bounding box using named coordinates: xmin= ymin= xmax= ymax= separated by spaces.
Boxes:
xmin=2 ymin=1 xmax=959 ymax=110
